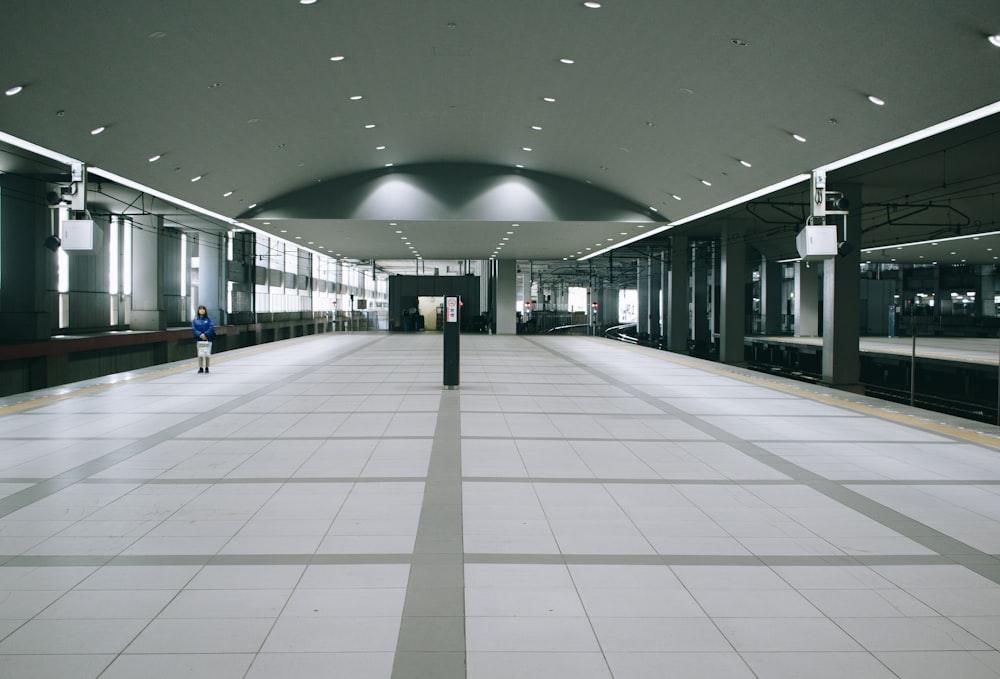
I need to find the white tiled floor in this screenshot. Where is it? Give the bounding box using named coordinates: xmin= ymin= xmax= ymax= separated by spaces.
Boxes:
xmin=1 ymin=333 xmax=1000 ymax=678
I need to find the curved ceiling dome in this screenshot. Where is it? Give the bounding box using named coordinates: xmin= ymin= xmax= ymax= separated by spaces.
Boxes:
xmin=242 ymin=163 xmax=666 ymax=224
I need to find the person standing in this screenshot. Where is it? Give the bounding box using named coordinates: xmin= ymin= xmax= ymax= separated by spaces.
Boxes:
xmin=192 ymin=305 xmax=215 ymax=373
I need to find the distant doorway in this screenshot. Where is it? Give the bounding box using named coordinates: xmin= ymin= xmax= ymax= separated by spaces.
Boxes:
xmin=417 ymin=296 xmax=441 ymax=330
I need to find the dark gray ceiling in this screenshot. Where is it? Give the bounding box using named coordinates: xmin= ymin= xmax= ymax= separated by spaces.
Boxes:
xmin=2 ymin=1 xmax=1000 ymax=267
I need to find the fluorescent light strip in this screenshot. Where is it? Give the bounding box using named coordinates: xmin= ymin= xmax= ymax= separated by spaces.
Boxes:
xmin=818 ymin=99 xmax=1000 ymax=173
xmin=0 ymin=130 xmax=80 ymax=165
xmin=580 ymin=173 xmax=810 ymax=260
xmin=863 ymin=229 xmax=1000 ymax=253
xmin=585 ymin=98 xmax=1000 ymax=261
xmin=0 ymin=132 xmax=329 ymax=256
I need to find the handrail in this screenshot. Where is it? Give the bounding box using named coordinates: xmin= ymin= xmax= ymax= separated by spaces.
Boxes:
xmin=604 ymin=323 xmax=637 ymax=343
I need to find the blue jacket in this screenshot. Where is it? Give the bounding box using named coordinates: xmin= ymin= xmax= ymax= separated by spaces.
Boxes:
xmin=192 ymin=316 xmax=214 ymax=340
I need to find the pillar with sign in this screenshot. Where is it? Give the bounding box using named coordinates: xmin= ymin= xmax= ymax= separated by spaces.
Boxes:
xmin=443 ymin=295 xmax=460 ymax=388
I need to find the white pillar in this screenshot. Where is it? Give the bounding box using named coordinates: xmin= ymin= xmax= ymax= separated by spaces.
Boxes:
xmin=496 ymin=258 xmax=517 ymax=334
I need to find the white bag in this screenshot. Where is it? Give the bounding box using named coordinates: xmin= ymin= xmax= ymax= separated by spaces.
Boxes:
xmin=196 ymin=341 xmax=213 ymax=358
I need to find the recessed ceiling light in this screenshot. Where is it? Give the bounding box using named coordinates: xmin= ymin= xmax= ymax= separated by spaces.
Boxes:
xmin=515 ymin=164 xmax=524 ymax=168
xmin=522 ymin=147 xmax=532 ymax=151
xmin=700 ymin=179 xmax=712 ymax=186
xmin=350 ymin=95 xmax=363 ymax=101
xmin=364 ymin=123 xmax=376 ymax=129
xmin=90 ymin=126 xmax=106 ymax=135
xmin=792 ymin=133 xmax=807 ymax=142
xmin=739 ymin=159 xmax=752 ymax=168
xmin=583 ymin=1 xmax=601 ymax=7
xmin=385 ymin=163 xmax=394 ymax=167
xmin=300 ymin=0 xmax=317 ymax=4
xmin=867 ymin=95 xmax=885 ymax=106
xmin=559 ymin=58 xmax=575 ymax=64
xmin=376 ymin=145 xmax=386 ymax=150
xmin=989 ymin=34 xmax=1000 ymax=47
xmin=223 ymin=191 xmax=233 ymax=197
xmin=330 ymin=55 xmax=345 ymax=61
xmin=531 ymin=125 xmax=542 ymax=131
xmin=4 ymin=85 xmax=23 ymax=96
xmin=280 ymin=229 xmax=287 ymax=233
xmin=248 ymin=203 xmax=257 ymax=209
xmin=620 ymin=232 xmax=628 ymax=235
xmin=607 ymin=238 xmax=614 ymax=241
xmin=502 ymin=237 xmax=509 ymax=241
xmin=191 ymin=175 xmax=202 ymax=182
xmin=543 ymin=97 xmax=556 ymax=103
xmin=507 ymin=231 xmax=514 ymax=234
xmin=672 ymin=194 xmax=682 ymax=200
xmin=148 ymin=155 xmax=161 ymax=162
xmin=649 ymin=206 xmax=658 ymax=212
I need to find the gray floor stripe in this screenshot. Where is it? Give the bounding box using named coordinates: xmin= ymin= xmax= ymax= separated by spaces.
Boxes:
xmin=528 ymin=338 xmax=1000 ymax=584
xmin=391 ymin=387 xmax=466 ymax=679
xmin=1 ymin=552 xmax=966 ymax=570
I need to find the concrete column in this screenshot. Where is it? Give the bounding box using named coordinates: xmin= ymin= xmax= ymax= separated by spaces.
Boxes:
xmin=980 ymin=265 xmax=996 ymax=317
xmin=197 ymin=232 xmax=223 ymax=322
xmin=666 ymin=236 xmax=689 ymax=352
xmin=636 ymin=256 xmax=650 ymax=337
xmin=720 ymin=225 xmax=747 ymax=364
xmin=521 ymin=266 xmax=532 ymax=314
xmin=794 ymin=262 xmax=820 ymax=336
xmin=821 ymin=184 xmax=862 ymax=390
xmin=691 ymin=241 xmax=712 ymax=350
xmin=496 ymin=258 xmax=517 ymax=334
xmin=131 ymin=215 xmax=165 ymax=330
xmin=648 ymin=252 xmax=662 ymax=342
xmin=660 ymin=249 xmax=668 ymax=340
xmin=761 ymin=256 xmax=783 ymax=335
xmin=601 ymin=285 xmax=619 ymax=326
xmin=0 ymin=174 xmax=52 ymax=340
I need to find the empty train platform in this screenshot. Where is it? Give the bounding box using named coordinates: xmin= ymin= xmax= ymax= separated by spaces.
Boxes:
xmin=1 ymin=333 xmax=1000 ymax=678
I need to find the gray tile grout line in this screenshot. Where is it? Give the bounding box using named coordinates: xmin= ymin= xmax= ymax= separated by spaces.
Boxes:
xmin=50 ymin=476 xmax=1000 ymax=486
xmin=527 ymin=337 xmax=1000 ymax=583
xmin=0 ymin=336 xmax=387 ymax=522
xmin=0 ymin=552 xmax=964 ymax=569
xmin=391 ymin=386 xmax=466 ymax=679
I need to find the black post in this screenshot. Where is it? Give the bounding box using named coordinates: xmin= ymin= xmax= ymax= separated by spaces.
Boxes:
xmin=443 ymin=295 xmax=460 ymax=388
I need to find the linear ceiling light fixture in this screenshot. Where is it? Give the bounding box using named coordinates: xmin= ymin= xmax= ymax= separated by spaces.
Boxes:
xmin=863 ymin=229 xmax=1000 ymax=254
xmin=580 ymin=172 xmax=810 ymax=260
